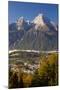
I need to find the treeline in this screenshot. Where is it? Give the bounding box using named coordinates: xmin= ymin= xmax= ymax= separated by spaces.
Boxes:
xmin=9 ymin=53 xmax=58 ymax=88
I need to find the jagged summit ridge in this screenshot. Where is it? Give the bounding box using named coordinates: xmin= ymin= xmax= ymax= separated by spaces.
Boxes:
xmin=9 ymin=13 xmax=58 ymax=50
xmin=16 ymin=16 xmax=25 ymax=30
xmin=15 ymin=13 xmax=57 ymax=31
xmin=32 ymin=13 xmax=45 ymax=26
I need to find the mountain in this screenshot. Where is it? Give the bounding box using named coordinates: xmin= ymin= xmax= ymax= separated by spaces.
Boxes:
xmin=9 ymin=22 xmax=24 ymax=49
xmin=9 ymin=13 xmax=58 ymax=51
xmin=9 ymin=17 xmax=33 ymax=49
xmin=16 ymin=16 xmax=32 ymax=31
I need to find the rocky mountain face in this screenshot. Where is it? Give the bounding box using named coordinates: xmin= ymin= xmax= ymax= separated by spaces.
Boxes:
xmin=9 ymin=13 xmax=58 ymax=51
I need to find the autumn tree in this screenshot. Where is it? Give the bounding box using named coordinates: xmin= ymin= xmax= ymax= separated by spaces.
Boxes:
xmin=31 ymin=53 xmax=58 ymax=87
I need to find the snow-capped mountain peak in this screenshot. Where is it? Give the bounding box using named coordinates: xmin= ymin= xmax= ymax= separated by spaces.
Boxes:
xmin=10 ymin=13 xmax=57 ymax=32
xmin=16 ymin=16 xmax=25 ymax=30
xmin=33 ymin=13 xmax=45 ymax=26
xmin=16 ymin=16 xmax=33 ymax=31
xmin=17 ymin=16 xmax=24 ymax=21
xmin=32 ymin=13 xmax=57 ymax=31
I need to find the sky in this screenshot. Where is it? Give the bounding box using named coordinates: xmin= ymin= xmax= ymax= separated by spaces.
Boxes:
xmin=8 ymin=1 xmax=58 ymax=24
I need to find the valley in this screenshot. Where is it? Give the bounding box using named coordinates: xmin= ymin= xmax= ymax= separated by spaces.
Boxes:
xmin=9 ymin=50 xmax=40 ymax=74
xmin=9 ymin=49 xmax=58 ymax=74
